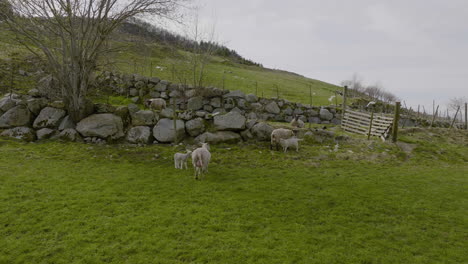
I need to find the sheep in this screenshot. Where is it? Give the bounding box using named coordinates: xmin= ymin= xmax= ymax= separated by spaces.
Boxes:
xmin=174 ymin=150 xmax=192 ymax=169
xmin=191 ymin=143 xmax=211 ymax=180
xmin=279 ymin=137 xmax=303 ymax=152
xmin=290 ymin=116 xmax=305 ymax=128
xmin=146 ymin=98 xmax=166 ymax=110
xmin=270 ymin=128 xmax=294 ymax=150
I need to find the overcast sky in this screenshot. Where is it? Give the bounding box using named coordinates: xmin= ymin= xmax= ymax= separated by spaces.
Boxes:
xmin=185 ymin=0 xmax=468 ymax=110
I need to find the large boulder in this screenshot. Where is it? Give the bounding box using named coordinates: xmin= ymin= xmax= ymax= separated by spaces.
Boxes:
xmin=223 ymin=90 xmax=246 ymax=98
xmin=131 ymin=110 xmax=158 ymax=126
xmin=0 ymin=105 xmax=32 ymax=128
xmin=55 ymin=128 xmax=81 ymax=142
xmin=319 ymin=108 xmax=333 ymax=121
xmin=126 ymin=126 xmax=153 ymax=144
xmin=187 ymin=96 xmax=204 ymax=111
xmin=251 ymin=122 xmax=274 ymax=141
xmin=58 ymin=115 xmax=76 ymax=131
xmin=153 ymin=118 xmax=185 ymax=143
xmin=36 ymin=128 xmax=56 ymax=140
xmin=0 ymin=97 xmax=17 ymax=112
xmin=195 ymin=131 xmax=241 ymax=144
xmin=210 ymin=97 xmax=221 ymax=108
xmin=159 ymin=108 xmax=174 ymax=118
xmin=246 ymin=94 xmax=258 ymax=103
xmin=185 ymin=118 xmax=206 ymax=137
xmin=265 ymin=101 xmax=280 ymax=114
xmin=1 ymin=127 xmax=36 ymax=142
xmin=33 ymin=107 xmax=66 ymax=129
xmin=76 ymin=114 xmax=124 ymax=139
xmin=27 ymin=98 xmax=48 ymax=115
xmin=214 ymin=111 xmax=246 ymax=131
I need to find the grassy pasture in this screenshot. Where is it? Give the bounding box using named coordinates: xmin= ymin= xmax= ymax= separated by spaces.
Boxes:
xmin=0 ymin=25 xmax=342 ymax=106
xmin=0 ymin=128 xmax=466 ymax=263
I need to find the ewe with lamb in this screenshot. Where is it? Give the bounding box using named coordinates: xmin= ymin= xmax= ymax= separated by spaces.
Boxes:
xmin=270 ymin=128 xmax=295 ymax=150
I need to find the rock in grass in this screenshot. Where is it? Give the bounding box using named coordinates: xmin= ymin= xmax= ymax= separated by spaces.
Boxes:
xmin=1 ymin=127 xmax=36 ymax=141
xmin=36 ymin=128 xmax=56 ymax=140
xmin=55 ymin=128 xmax=81 ymax=142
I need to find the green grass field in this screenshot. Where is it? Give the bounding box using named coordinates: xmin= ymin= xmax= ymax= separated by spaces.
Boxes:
xmin=1 ymin=128 xmax=466 ymax=263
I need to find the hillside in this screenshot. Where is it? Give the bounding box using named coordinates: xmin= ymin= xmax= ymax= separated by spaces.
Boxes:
xmin=0 ymin=21 xmax=342 ymax=106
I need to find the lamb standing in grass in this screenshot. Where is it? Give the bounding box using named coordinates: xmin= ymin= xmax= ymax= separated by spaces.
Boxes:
xmin=290 ymin=116 xmax=305 ymax=128
xmin=192 ymin=143 xmax=211 ymax=180
xmin=279 ymin=137 xmax=303 ymax=152
xmin=174 ymin=150 xmax=192 ymax=169
xmin=270 ymin=128 xmax=294 ymax=150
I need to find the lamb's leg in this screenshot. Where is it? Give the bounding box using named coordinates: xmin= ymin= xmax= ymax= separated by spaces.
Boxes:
xmin=296 ymin=144 xmax=299 ymax=152
xmin=174 ymin=159 xmax=178 ymax=169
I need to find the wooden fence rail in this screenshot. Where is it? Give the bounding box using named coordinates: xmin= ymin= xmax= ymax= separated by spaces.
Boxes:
xmin=342 ymin=109 xmax=394 ymax=141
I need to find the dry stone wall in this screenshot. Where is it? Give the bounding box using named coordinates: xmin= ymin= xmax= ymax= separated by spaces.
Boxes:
xmin=0 ymin=72 xmax=343 ymax=144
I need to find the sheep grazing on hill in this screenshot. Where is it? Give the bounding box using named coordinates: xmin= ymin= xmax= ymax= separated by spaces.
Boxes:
xmin=290 ymin=116 xmax=305 ymax=128
xmin=174 ymin=150 xmax=192 ymax=169
xmin=270 ymin=128 xmax=294 ymax=150
xmin=146 ymin=98 xmax=166 ymax=110
xmin=279 ymin=137 xmax=303 ymax=152
xmin=192 ymin=143 xmax=211 ymax=180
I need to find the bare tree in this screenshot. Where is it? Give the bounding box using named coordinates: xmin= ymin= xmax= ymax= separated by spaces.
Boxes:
xmin=1 ymin=0 xmax=181 ymax=121
xmin=448 ymin=97 xmax=466 ymax=122
xmin=340 ymin=73 xmax=364 ymax=97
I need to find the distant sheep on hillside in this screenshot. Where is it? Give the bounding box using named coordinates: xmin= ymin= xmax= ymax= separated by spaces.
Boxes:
xmin=146 ymin=98 xmax=166 ymax=110
xmin=290 ymin=116 xmax=305 ymax=128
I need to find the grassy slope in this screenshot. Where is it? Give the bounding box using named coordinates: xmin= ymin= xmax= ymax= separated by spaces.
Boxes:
xmin=0 ymin=129 xmax=467 ymax=263
xmin=0 ymin=25 xmax=342 ymax=106
xmin=112 ymin=41 xmax=341 ymax=106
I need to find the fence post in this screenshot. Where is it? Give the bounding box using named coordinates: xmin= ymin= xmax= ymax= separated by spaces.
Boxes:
xmin=309 ymin=85 xmax=312 ymax=106
xmin=465 ymin=102 xmax=468 ymax=130
xmin=342 ymin=86 xmax=348 ymax=117
xmin=450 ymin=106 xmax=461 ymax=129
xmin=150 ymin=61 xmax=153 ymax=77
xmin=173 ymin=97 xmax=178 ymax=144
xmin=368 ymin=110 xmax=374 ymax=140
xmin=431 ymin=105 xmax=439 ymax=127
xmin=255 ymin=81 xmax=258 ymax=96
xmin=392 ymin=102 xmax=401 ymax=143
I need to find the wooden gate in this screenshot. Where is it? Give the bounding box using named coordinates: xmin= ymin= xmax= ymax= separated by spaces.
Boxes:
xmin=341 ymin=109 xmax=394 ymax=141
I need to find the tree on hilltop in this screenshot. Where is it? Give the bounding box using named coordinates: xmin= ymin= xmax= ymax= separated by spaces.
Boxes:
xmin=0 ymin=0 xmax=182 ymax=121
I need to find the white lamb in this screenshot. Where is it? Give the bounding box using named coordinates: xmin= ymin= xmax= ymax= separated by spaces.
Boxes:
xmin=174 ymin=150 xmax=192 ymax=169
xmin=279 ymin=137 xmax=303 ymax=152
xmin=290 ymin=116 xmax=305 ymax=128
xmin=146 ymin=98 xmax=166 ymax=110
xmin=191 ymin=143 xmax=211 ymax=180
xmin=270 ymin=128 xmax=294 ymax=150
